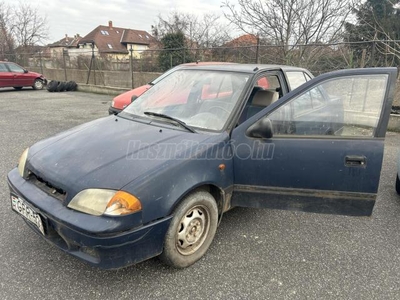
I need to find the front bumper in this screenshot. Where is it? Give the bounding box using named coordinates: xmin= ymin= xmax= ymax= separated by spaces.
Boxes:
xmin=108 ymin=106 xmax=122 ymax=115
xmin=7 ymin=168 xmax=171 ymax=270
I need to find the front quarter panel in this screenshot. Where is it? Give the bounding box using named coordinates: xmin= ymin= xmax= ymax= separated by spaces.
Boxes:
xmin=122 ymin=132 xmax=234 ymax=224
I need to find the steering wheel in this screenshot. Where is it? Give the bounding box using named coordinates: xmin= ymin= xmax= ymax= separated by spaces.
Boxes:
xmin=207 ymin=106 xmax=231 ymax=115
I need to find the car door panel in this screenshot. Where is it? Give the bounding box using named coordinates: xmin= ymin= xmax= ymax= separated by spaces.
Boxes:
xmin=230 ymin=68 xmax=397 ymax=216
xmin=0 ymin=63 xmax=13 ymax=87
xmin=7 ymin=63 xmax=30 ymax=86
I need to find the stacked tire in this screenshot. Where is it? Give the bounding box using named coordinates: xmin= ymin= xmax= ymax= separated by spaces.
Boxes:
xmin=47 ymin=81 xmax=78 ymax=92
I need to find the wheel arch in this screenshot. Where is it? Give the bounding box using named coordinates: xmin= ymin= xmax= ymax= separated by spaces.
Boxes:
xmin=170 ymin=183 xmax=228 ymax=221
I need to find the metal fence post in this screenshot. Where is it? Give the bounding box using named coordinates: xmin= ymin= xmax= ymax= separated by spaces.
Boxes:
xmin=129 ymin=45 xmax=134 ymax=89
xmin=39 ymin=51 xmax=43 ymax=74
xmin=255 ymin=35 xmax=260 ymax=64
xmin=86 ymin=42 xmax=95 ymax=84
xmin=63 ymin=49 xmax=68 ymax=81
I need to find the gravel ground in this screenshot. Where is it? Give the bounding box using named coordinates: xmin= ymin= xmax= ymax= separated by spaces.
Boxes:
xmin=0 ymin=88 xmax=400 ymax=300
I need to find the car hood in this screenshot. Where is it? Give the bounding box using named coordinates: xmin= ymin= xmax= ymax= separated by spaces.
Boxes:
xmin=27 ymin=116 xmax=216 ymax=201
xmin=28 ymin=71 xmax=44 ymax=78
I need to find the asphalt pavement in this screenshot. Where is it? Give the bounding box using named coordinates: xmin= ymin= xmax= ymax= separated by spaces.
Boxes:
xmin=0 ymin=88 xmax=400 ymax=300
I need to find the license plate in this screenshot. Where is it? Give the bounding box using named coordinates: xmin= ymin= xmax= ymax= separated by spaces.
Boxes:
xmin=11 ymin=195 xmax=45 ymax=235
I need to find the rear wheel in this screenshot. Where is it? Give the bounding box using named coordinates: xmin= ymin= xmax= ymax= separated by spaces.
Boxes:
xmin=13 ymin=87 xmax=23 ymax=90
xmin=396 ymin=174 xmax=400 ymax=195
xmin=160 ymin=190 xmax=218 ymax=268
xmin=32 ymin=79 xmax=44 ymax=90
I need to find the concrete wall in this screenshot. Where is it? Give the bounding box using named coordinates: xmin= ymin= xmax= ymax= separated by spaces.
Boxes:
xmin=388 ymin=114 xmax=400 ymax=132
xmin=30 ymin=67 xmax=162 ymax=89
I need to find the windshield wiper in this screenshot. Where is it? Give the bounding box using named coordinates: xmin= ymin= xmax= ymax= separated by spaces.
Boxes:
xmin=144 ymin=111 xmax=197 ymax=133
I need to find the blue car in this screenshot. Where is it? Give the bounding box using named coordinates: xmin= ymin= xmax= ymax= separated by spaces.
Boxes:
xmin=8 ymin=65 xmax=397 ymax=269
xmin=397 ymin=152 xmax=400 ymax=195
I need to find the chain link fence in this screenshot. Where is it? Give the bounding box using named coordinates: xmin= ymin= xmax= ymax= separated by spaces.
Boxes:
xmin=2 ymin=40 xmax=399 ymax=91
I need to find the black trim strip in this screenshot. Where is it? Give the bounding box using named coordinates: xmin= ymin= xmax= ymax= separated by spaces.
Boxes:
xmin=232 ymin=185 xmax=376 ymax=216
xmin=233 ymin=185 xmax=375 ymax=201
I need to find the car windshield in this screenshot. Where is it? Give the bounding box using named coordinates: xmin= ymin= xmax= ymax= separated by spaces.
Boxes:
xmin=122 ymin=69 xmax=250 ymax=131
xmin=150 ymin=65 xmax=180 ymax=85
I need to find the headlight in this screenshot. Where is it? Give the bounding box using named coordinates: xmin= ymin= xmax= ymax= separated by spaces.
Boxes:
xmin=18 ymin=148 xmax=29 ymax=177
xmin=67 ymin=189 xmax=142 ymax=216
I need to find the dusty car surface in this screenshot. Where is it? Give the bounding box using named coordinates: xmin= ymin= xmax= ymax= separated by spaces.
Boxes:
xmin=0 ymin=61 xmax=47 ymax=90
xmin=8 ymin=64 xmax=397 ymax=269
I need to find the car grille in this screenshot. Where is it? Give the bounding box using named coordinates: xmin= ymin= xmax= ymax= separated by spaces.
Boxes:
xmin=28 ymin=171 xmax=67 ymax=202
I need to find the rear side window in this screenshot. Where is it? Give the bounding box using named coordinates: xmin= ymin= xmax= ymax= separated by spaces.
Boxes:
xmin=286 ymin=72 xmax=310 ymax=90
xmin=0 ymin=63 xmax=8 ymax=72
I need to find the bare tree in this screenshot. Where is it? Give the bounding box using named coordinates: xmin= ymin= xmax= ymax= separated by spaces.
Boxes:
xmin=222 ymin=0 xmax=356 ymax=65
xmin=345 ymin=0 xmax=400 ymax=68
xmin=152 ymin=12 xmax=232 ymax=48
xmin=10 ymin=2 xmax=48 ymax=49
xmin=0 ymin=1 xmax=15 ymax=60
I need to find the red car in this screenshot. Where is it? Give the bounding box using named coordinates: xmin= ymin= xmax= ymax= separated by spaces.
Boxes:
xmin=109 ymin=62 xmax=238 ymax=115
xmin=0 ymin=61 xmax=47 ymax=90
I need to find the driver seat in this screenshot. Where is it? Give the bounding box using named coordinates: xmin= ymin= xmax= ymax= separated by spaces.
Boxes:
xmin=246 ymin=90 xmax=279 ymax=119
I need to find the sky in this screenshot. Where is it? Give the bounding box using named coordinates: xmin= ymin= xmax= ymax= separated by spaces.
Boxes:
xmin=5 ymin=0 xmax=239 ymax=43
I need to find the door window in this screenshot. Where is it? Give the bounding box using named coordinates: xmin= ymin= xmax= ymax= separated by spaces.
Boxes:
xmin=286 ymin=71 xmax=309 ymax=90
xmin=7 ymin=63 xmax=25 ymax=73
xmin=268 ymin=74 xmax=388 ymax=137
xmin=238 ymin=73 xmax=283 ymax=124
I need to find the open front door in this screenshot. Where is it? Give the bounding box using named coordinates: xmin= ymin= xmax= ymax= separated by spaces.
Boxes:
xmin=231 ymin=68 xmax=397 ymax=216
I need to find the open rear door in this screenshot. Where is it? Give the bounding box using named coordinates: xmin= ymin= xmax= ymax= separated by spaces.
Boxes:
xmin=231 ymin=68 xmax=397 ymax=216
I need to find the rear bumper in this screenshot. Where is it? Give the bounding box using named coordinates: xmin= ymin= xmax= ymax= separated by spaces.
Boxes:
xmin=108 ymin=106 xmax=122 ymax=115
xmin=7 ymin=168 xmax=171 ymax=269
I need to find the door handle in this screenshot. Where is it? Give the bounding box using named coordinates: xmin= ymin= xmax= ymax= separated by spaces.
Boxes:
xmin=345 ymin=155 xmax=366 ymax=167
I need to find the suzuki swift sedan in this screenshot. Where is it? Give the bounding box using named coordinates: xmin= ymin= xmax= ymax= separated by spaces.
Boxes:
xmin=8 ymin=64 xmax=397 ymax=269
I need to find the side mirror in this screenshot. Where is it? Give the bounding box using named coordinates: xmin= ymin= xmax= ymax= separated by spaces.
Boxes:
xmin=24 ymin=69 xmax=28 ymax=73
xmin=246 ymin=117 xmax=273 ymax=139
xmin=131 ymin=95 xmax=138 ymax=103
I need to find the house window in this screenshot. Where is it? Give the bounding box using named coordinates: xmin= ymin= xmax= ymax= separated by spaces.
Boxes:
xmin=107 ymin=43 xmax=113 ymax=49
xmin=138 ymin=34 xmax=142 ymax=38
xmin=146 ymin=35 xmax=149 ymax=39
xmin=101 ymin=30 xmax=109 ymax=35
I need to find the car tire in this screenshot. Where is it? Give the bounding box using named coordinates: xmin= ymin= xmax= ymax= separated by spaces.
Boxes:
xmin=70 ymin=81 xmax=78 ymax=91
xmin=396 ymin=174 xmax=400 ymax=195
xmin=13 ymin=87 xmax=23 ymax=90
xmin=32 ymin=79 xmax=44 ymax=90
xmin=56 ymin=81 xmax=66 ymax=92
xmin=160 ymin=190 xmax=218 ymax=268
xmin=65 ymin=81 xmax=73 ymax=91
xmin=65 ymin=81 xmax=77 ymax=91
xmin=46 ymin=81 xmax=58 ymax=92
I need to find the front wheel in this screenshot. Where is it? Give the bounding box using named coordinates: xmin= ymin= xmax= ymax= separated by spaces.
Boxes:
xmin=32 ymin=79 xmax=44 ymax=90
xmin=396 ymin=174 xmax=400 ymax=195
xmin=160 ymin=190 xmax=218 ymax=268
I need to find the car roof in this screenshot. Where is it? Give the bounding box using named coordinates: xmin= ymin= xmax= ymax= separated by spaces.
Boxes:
xmin=180 ymin=63 xmax=309 ymax=74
